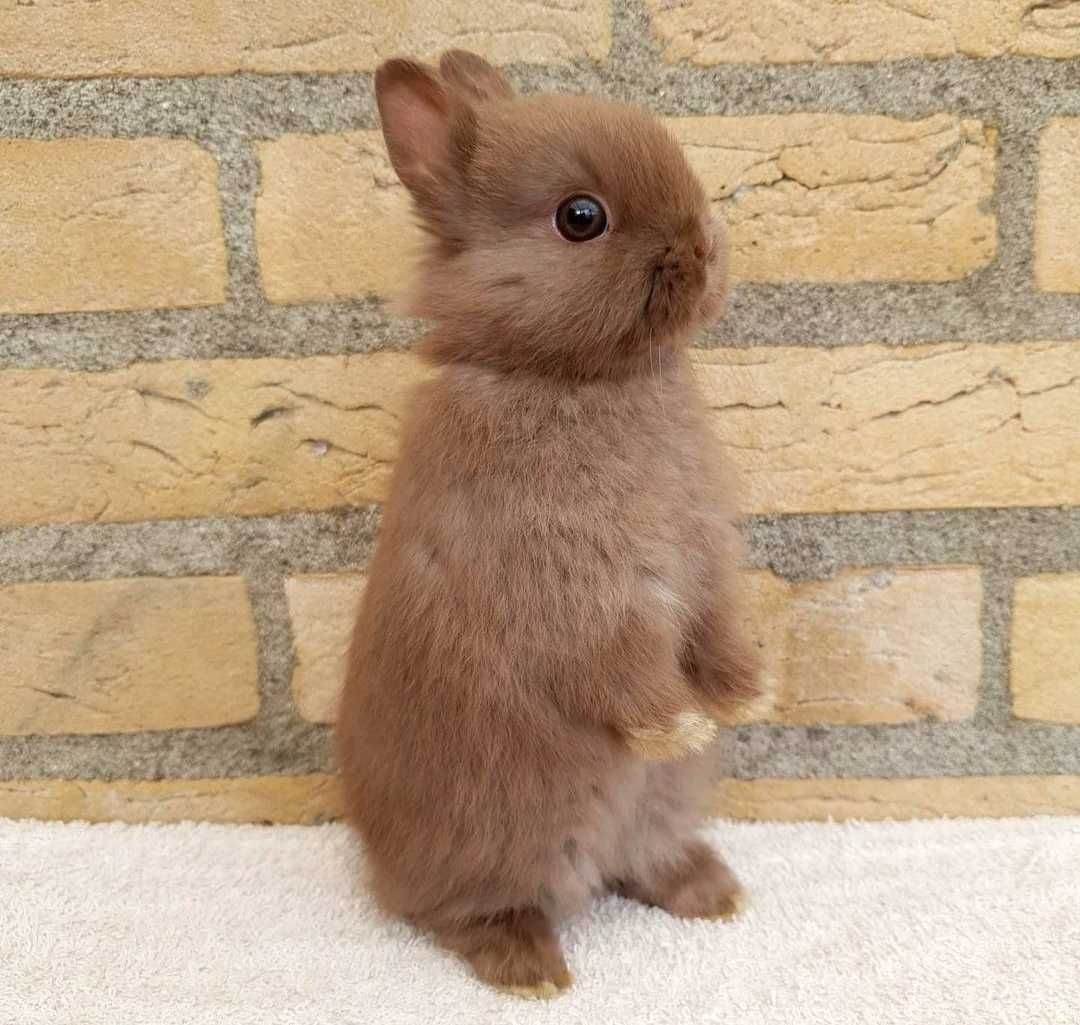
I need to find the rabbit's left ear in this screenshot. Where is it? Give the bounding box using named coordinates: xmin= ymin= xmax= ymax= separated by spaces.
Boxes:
xmin=375 ymin=57 xmax=459 ymax=200
xmin=439 ymin=50 xmax=514 ymax=104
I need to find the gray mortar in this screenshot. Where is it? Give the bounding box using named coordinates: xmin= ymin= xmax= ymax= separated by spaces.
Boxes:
xmin=2 ymin=0 xmax=1079 ymax=786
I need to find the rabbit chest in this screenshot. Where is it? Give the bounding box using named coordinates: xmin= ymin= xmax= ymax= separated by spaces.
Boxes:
xmin=419 ymin=360 xmax=722 ymax=647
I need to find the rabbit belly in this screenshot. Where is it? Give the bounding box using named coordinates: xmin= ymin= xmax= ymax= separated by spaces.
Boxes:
xmin=349 ymin=709 xmax=716 ymax=925
xmin=544 ymin=751 xmax=717 ymax=918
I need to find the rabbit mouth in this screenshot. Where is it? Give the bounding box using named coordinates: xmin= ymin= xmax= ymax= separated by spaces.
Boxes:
xmin=643 ymin=264 xmax=664 ymax=319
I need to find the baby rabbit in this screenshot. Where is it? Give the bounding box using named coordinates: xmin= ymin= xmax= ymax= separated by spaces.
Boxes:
xmin=338 ymin=50 xmax=760 ymax=999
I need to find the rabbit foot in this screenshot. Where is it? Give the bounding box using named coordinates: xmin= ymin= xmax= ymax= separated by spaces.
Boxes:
xmin=618 ymin=840 xmax=747 ymax=921
xmin=434 ymin=907 xmax=573 ymax=999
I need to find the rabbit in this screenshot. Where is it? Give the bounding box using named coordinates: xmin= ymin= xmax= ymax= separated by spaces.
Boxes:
xmin=337 ymin=49 xmax=761 ymax=1000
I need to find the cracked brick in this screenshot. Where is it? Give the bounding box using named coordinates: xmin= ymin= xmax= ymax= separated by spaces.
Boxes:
xmin=670 ymin=114 xmax=997 ymax=283
xmin=696 ymin=341 xmax=1080 ymax=513
xmin=0 ymin=577 xmax=258 ymax=736
xmin=647 ymin=1 xmax=1080 ymax=65
xmin=0 ymin=0 xmax=611 ymax=78
xmin=258 ymin=116 xmax=997 ymax=294
xmin=0 ymin=353 xmax=430 ymax=527
xmin=7 ymin=343 xmax=1077 ymax=527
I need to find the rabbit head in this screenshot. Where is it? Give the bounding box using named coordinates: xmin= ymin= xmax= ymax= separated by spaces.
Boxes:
xmin=376 ymin=50 xmax=726 ymax=379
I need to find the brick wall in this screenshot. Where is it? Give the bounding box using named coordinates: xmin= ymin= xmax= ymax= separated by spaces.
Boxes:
xmin=2 ymin=0 xmax=1080 ymax=825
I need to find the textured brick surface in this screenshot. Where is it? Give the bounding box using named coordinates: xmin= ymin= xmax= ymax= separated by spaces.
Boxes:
xmin=0 ymin=775 xmax=342 ymax=824
xmin=256 ymin=132 xmax=413 ymax=304
xmin=672 ymin=114 xmax=997 ymax=283
xmin=0 ymin=578 xmax=258 ymax=736
xmin=710 ymin=776 xmax=1080 ymax=821
xmin=1011 ymin=574 xmax=1080 ymax=723
xmin=255 ymin=115 xmax=996 ymax=298
xmin=0 ymin=139 xmax=226 ymax=315
xmin=286 ymin=574 xmax=365 ymax=724
xmin=295 ymin=568 xmax=981 ymax=727
xmin=741 ymin=567 xmax=982 ymax=724
xmin=647 ymin=1 xmax=1080 ymax=64
xmin=1035 ymin=119 xmax=1080 ymax=293
xmin=8 ymin=774 xmax=1080 ymax=824
xmin=9 ymin=343 xmax=1074 ymax=527
xmin=3 ymin=0 xmax=1080 ymax=822
xmin=0 ymin=354 xmax=430 ymax=526
xmin=698 ymin=342 xmax=1080 ymax=514
xmin=0 ymin=0 xmax=611 ymax=78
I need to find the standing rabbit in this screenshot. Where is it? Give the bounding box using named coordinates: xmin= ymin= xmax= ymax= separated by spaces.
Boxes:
xmin=338 ymin=50 xmax=760 ymax=999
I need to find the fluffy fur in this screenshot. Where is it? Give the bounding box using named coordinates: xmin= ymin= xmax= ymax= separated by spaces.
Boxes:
xmin=338 ymin=51 xmax=760 ymax=998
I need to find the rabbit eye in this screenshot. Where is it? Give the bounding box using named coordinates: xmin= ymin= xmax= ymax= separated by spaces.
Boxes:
xmin=555 ymin=195 xmax=608 ymax=242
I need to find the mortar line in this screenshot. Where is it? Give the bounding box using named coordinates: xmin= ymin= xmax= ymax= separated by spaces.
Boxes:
xmin=245 ymin=569 xmax=302 ymax=730
xmin=5 ymin=508 xmax=1080 ymax=584
xmin=6 ymin=717 xmax=1080 ymax=783
xmin=241 ymin=567 xmax=343 ymax=774
xmin=5 ymin=58 xmax=1080 ymax=127
xmin=973 ymin=567 xmax=1017 ymax=730
xmin=203 ymin=135 xmax=265 ymax=312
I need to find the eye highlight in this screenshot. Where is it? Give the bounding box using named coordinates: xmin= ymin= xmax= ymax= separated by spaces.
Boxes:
xmin=555 ymin=195 xmax=608 ymax=242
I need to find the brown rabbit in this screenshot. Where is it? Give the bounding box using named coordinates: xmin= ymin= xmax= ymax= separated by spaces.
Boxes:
xmin=338 ymin=50 xmax=761 ymax=999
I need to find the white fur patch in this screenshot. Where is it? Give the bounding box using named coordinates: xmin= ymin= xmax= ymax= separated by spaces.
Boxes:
xmin=645 ymin=575 xmax=689 ymax=619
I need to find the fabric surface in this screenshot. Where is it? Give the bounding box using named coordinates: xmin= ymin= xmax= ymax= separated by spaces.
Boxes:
xmin=3 ymin=815 xmax=1078 ymax=1024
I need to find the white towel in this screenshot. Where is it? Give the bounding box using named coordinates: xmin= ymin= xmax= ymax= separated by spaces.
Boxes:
xmin=3 ymin=815 xmax=1078 ymax=1024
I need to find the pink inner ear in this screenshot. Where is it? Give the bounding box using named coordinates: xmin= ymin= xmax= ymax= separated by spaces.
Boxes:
xmin=379 ymin=73 xmax=451 ymax=194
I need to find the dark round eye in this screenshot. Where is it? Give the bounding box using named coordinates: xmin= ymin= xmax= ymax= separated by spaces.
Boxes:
xmin=555 ymin=195 xmax=608 ymax=242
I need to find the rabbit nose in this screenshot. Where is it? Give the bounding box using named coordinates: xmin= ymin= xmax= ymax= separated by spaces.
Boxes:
xmin=685 ymin=219 xmax=709 ymax=263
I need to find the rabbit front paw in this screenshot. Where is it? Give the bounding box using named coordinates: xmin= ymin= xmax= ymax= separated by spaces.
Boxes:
xmin=624 ymin=710 xmax=717 ymax=762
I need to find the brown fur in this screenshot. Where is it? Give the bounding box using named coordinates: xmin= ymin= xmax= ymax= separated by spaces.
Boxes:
xmin=338 ymin=51 xmax=760 ymax=997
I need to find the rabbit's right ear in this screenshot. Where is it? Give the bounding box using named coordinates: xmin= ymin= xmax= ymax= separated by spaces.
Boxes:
xmin=375 ymin=58 xmax=458 ymax=200
xmin=439 ymin=50 xmax=514 ymax=103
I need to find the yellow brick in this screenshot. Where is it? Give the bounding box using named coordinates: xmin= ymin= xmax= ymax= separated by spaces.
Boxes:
xmin=256 ymin=132 xmax=414 ymax=304
xmin=697 ymin=341 xmax=1080 ymax=514
xmin=287 ymin=567 xmax=980 ymax=729
xmin=738 ymin=568 xmax=982 ymax=725
xmin=0 ymin=139 xmax=226 ymax=315
xmin=258 ymin=117 xmax=997 ymax=293
xmin=0 ymin=775 xmax=342 ymax=825
xmin=709 ymin=776 xmax=1080 ymax=821
xmin=1011 ymin=574 xmax=1080 ymax=723
xmin=1035 ymin=119 xmax=1080 ymax=293
xmin=0 ymin=353 xmax=431 ymax=527
xmin=671 ymin=114 xmax=996 ymax=283
xmin=0 ymin=1 xmax=611 ymax=78
xmin=0 ymin=578 xmax=258 ymax=736
xmin=647 ymin=1 xmax=1080 ymax=64
xmin=286 ymin=574 xmax=366 ymax=724
xmin=8 ymin=341 xmax=1077 ymax=527
xmin=9 ymin=774 xmax=1075 ymax=824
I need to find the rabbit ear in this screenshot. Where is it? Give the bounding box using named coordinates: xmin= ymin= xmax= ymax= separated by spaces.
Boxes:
xmin=439 ymin=50 xmax=514 ymax=103
xmin=375 ymin=58 xmax=457 ymax=198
